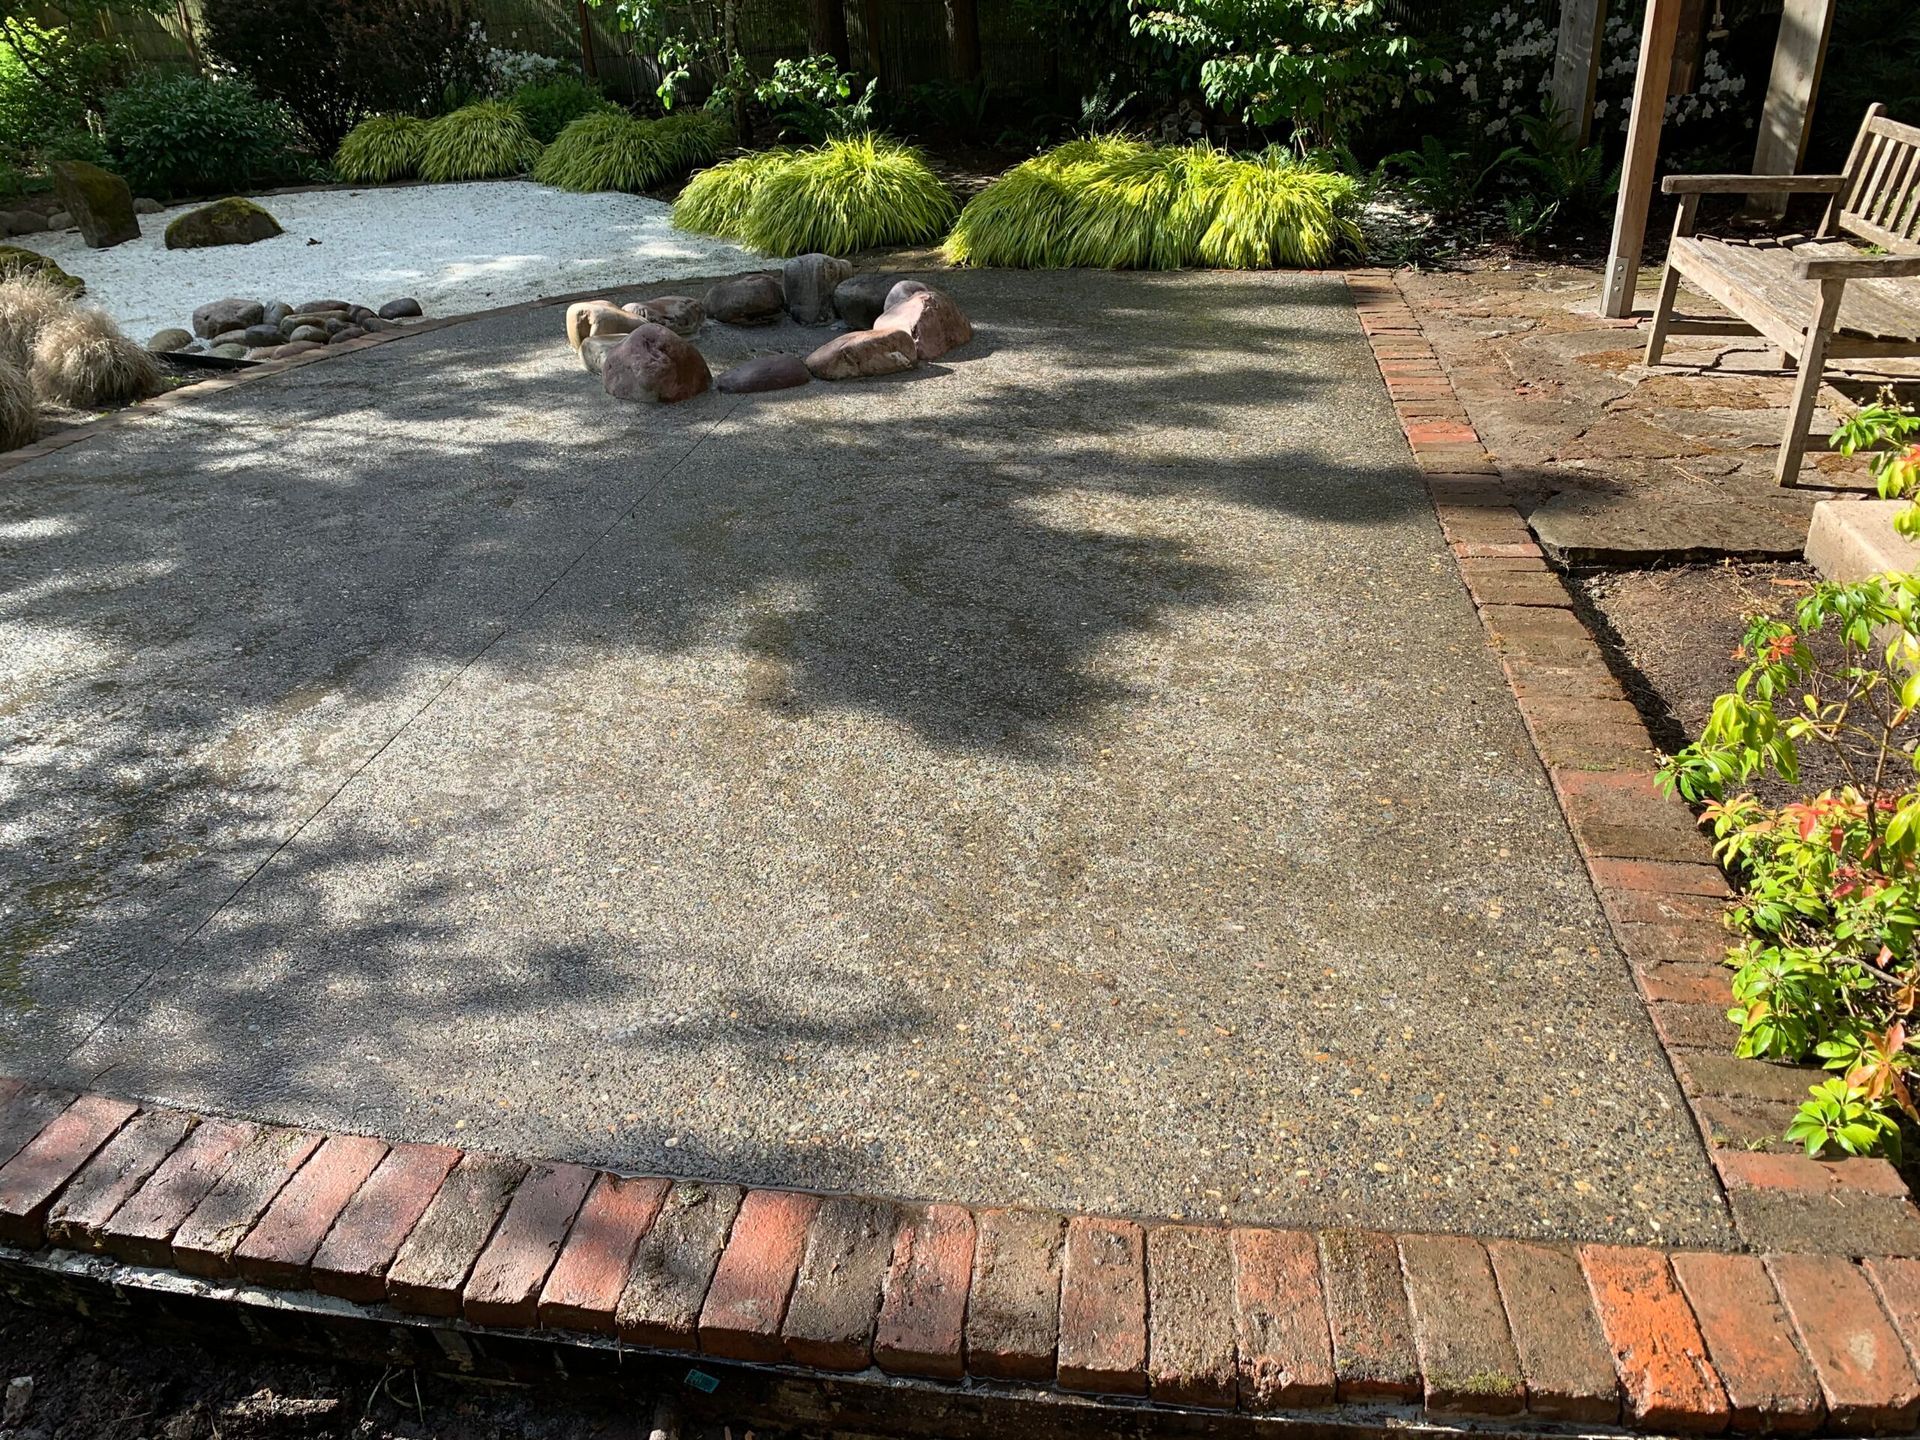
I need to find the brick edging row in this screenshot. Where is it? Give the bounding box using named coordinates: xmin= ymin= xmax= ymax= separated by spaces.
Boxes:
xmin=1343 ymin=271 xmax=1920 ymax=1263
xmin=2 ymin=1068 xmax=1920 ymax=1433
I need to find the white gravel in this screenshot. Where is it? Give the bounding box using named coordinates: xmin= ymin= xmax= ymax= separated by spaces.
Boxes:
xmin=32 ymin=180 xmax=763 ymax=342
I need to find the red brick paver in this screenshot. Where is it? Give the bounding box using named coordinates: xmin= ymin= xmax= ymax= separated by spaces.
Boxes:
xmin=1583 ymin=1245 xmax=1730 ymax=1433
xmin=1672 ymin=1251 xmax=1823 ymax=1433
xmin=1319 ymin=1229 xmax=1420 ymax=1402
xmin=171 ymin=1127 xmax=323 ymax=1277
xmin=1146 ymin=1224 xmax=1237 ymax=1408
xmin=964 ymin=1207 xmax=1063 ymax=1383
xmin=99 ymin=1118 xmax=258 ymax=1268
xmin=1768 ymin=1254 xmax=1920 ymax=1432
xmin=309 ymin=1142 xmax=460 ymax=1303
xmin=1488 ymin=1240 xmax=1620 ymax=1424
xmin=873 ymin=1203 xmax=975 ymax=1381
xmin=1058 ymin=1215 xmax=1148 ymax=1397
xmin=1231 ymin=1227 xmax=1335 ymax=1410
xmin=234 ymin=1134 xmax=390 ymax=1288
xmin=698 ymin=1188 xmax=820 ymax=1362
xmin=463 ymin=1161 xmax=595 ymax=1328
xmin=1399 ymin=1233 xmax=1525 ymax=1416
xmin=45 ymin=1109 xmax=195 ymax=1251
xmin=784 ymin=1196 xmax=899 ymax=1372
xmin=538 ymin=1173 xmax=669 ymax=1334
xmin=0 ymin=1094 xmax=138 ymax=1245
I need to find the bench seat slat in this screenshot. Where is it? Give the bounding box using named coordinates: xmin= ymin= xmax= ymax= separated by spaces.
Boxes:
xmin=1673 ymin=236 xmax=1920 ymax=344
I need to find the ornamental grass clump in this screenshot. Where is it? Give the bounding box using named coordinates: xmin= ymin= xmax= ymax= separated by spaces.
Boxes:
xmin=534 ymin=109 xmax=726 ymax=193
xmin=0 ymin=271 xmax=73 ymax=369
xmin=673 ymin=136 xmax=953 ymax=257
xmin=333 ymin=115 xmax=431 ymax=183
xmin=29 ymin=306 xmax=162 ymax=407
xmin=418 ymin=100 xmax=541 ymax=183
xmin=1660 ymin=555 xmax=1920 ymax=1162
xmin=0 ymin=358 xmax=36 ymax=452
xmin=944 ymin=139 xmax=1362 ymax=270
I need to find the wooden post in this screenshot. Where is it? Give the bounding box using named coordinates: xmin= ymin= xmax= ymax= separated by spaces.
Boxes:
xmin=576 ymin=0 xmax=598 ymax=81
xmin=1549 ymin=0 xmax=1606 ymax=143
xmin=948 ymin=0 xmax=981 ymax=82
xmin=1748 ymin=0 xmax=1837 ymax=218
xmin=1600 ymin=0 xmax=1684 ymax=319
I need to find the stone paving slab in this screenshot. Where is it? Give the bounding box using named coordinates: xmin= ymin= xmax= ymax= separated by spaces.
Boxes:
xmin=0 ymin=269 xmax=1724 ymax=1241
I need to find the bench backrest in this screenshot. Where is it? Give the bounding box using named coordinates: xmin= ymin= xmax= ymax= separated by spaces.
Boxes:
xmin=1836 ymin=105 xmax=1920 ymax=254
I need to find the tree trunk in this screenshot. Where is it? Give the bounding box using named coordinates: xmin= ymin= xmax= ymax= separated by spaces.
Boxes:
xmin=948 ymin=0 xmax=980 ymax=82
xmin=576 ymin=0 xmax=598 ymax=80
xmin=809 ymin=0 xmax=851 ymax=68
xmin=723 ymin=0 xmax=749 ymax=140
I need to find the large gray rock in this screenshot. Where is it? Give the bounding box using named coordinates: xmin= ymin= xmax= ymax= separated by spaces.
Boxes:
xmin=874 ymin=286 xmax=973 ymax=361
xmin=298 ymin=299 xmax=352 ymax=314
xmin=805 ymin=328 xmax=918 ymax=381
xmin=717 ymin=353 xmax=812 ymax=394
xmin=262 ymin=301 xmax=292 ymax=328
xmin=602 ymin=323 xmax=711 ymax=403
xmin=330 ymin=325 xmax=366 ymax=343
xmin=580 ymin=336 xmax=622 ymax=375
xmin=165 ymin=197 xmax=281 ymax=249
xmin=834 ymin=274 xmax=924 ymax=330
xmin=208 ymin=342 xmax=249 ymax=359
xmin=133 ymin=196 xmax=163 ymax=215
xmin=379 ymin=297 xmax=423 ymax=320
xmin=49 ymin=160 xmax=138 ymax=249
xmin=210 ymin=329 xmax=251 ymax=348
xmin=705 ymin=273 xmax=784 ymax=326
xmin=782 ymin=254 xmax=852 ymax=325
xmin=288 ymin=325 xmax=329 ymax=344
xmin=632 ymin=295 xmax=704 ymax=337
xmin=241 ymin=323 xmax=284 ymax=348
xmin=0 ymin=210 xmax=40 ymax=238
xmin=146 ymin=327 xmax=193 ymax=353
xmin=192 ymin=298 xmax=264 ymax=339
xmin=271 ymin=341 xmax=326 ymax=359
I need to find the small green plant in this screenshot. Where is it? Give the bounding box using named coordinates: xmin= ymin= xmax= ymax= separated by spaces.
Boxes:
xmin=418 ymin=100 xmax=542 ymax=183
xmin=676 ymin=136 xmax=954 ymax=257
xmin=333 ymin=114 xmax=431 ymax=183
xmin=1661 ymin=573 xmax=1920 ymax=1160
xmin=102 ymin=72 xmax=305 ymax=200
xmin=1835 ymin=394 xmax=1920 ymax=536
xmin=532 ymin=108 xmax=724 ymax=193
xmin=1501 ymin=102 xmax=1618 ymax=233
xmin=1380 ymin=135 xmax=1517 ymax=219
xmin=754 ymin=54 xmax=876 ymax=143
xmin=945 ymin=137 xmax=1360 ymax=270
xmin=512 ymin=73 xmax=615 ymax=145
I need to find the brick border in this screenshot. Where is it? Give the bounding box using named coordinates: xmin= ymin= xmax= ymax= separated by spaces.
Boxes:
xmin=1344 ymin=270 xmax=1920 ymax=1262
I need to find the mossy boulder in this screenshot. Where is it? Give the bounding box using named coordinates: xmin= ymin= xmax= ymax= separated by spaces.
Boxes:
xmin=0 ymin=245 xmax=84 ymax=295
xmin=164 ymin=197 xmax=284 ymax=250
xmin=48 ymin=159 xmax=138 ymax=249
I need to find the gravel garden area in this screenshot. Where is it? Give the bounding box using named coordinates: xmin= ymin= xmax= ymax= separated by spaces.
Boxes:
xmin=31 ymin=182 xmax=761 ymax=342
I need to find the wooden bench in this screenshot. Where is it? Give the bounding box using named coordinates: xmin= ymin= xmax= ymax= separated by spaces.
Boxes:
xmin=1644 ymin=104 xmax=1920 ymax=486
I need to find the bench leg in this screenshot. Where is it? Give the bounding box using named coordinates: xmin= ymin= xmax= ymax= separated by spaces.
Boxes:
xmin=1775 ymin=280 xmax=1845 ymax=488
xmin=1643 ymin=262 xmax=1682 ymax=367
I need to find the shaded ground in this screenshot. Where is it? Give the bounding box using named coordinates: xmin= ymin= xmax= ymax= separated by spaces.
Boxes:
xmin=0 ymin=268 xmax=1726 ymax=1243
xmin=1398 ymin=260 xmax=1917 ymax=564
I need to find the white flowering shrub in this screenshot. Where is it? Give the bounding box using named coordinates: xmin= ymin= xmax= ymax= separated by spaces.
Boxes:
xmin=486 ymin=45 xmax=567 ymax=95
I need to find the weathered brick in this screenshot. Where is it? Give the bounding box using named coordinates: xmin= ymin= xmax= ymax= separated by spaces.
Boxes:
xmin=1319 ymin=1229 xmax=1420 ymax=1402
xmin=1640 ymin=965 xmax=1734 ymax=1005
xmin=1865 ymin=1258 xmax=1920 ymax=1371
xmin=1058 ymin=1215 xmax=1148 ymax=1396
xmin=1602 ymin=889 xmax=1729 ymax=928
xmin=0 ymin=1086 xmax=78 ymax=1171
xmin=100 ymin=1118 xmax=258 ymax=1267
xmin=233 ymin=1133 xmax=389 ymax=1288
xmin=1231 ymin=1227 xmax=1333 ymax=1410
xmin=170 ymin=1127 xmax=321 ymax=1278
xmin=1146 ymin=1225 xmax=1236 ymax=1409
xmin=1482 ymin=604 xmax=1597 ymax=662
xmin=1487 ymin=1240 xmax=1619 ymax=1423
xmin=1650 ymin=1001 xmax=1737 ymax=1052
xmin=310 ymin=1142 xmax=461 ymax=1302
xmin=1768 ymin=1253 xmax=1920 ymax=1432
xmin=1670 ymin=1252 xmax=1823 ymax=1433
xmin=0 ymin=1094 xmax=138 ymax=1245
xmin=539 ymin=1173 xmax=669 ymax=1334
xmin=874 ymin=1203 xmax=975 ymax=1381
xmin=1466 ymin=569 xmax=1574 ymax=608
xmin=1715 ymin=1152 xmax=1906 ymax=1197
xmin=963 ymin=1207 xmax=1062 ymax=1383
xmin=1617 ymin=921 xmax=1735 ymax=970
xmin=1501 ymin=655 xmax=1627 ymax=701
xmin=697 ymin=1188 xmax=820 ymax=1361
xmin=1676 ymin=1055 xmax=1823 ymax=1106
xmin=1692 ymin=1096 xmax=1801 ymax=1153
xmin=616 ymin=1181 xmax=744 ymax=1349
xmin=1398 ymin=1233 xmax=1524 ymax=1416
xmin=1731 ymin=1190 xmax=1920 ymax=1258
xmin=45 ymin=1109 xmax=195 ymax=1251
xmin=1580 ymin=1244 xmax=1729 ymax=1433
xmin=785 ymin=1196 xmax=899 ymax=1371
xmin=1529 ymin=721 xmax=1657 ymax=773
xmin=1590 ymin=858 xmax=1731 ymax=897
xmin=463 ymin=1161 xmax=595 ymax=1328
xmin=386 ymin=1152 xmax=527 ymax=1317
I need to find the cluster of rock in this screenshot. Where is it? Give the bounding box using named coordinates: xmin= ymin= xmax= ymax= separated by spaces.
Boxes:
xmin=149 ymin=295 xmax=425 ymax=362
xmin=6 ymin=161 xmax=285 ymax=253
xmin=564 ymin=253 xmax=974 ymax=405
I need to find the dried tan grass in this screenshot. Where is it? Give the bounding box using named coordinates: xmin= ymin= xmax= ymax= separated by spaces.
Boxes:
xmin=29 ymin=306 xmax=163 ymax=408
xmin=0 ymin=272 xmax=76 ymax=370
xmin=0 ymin=358 xmax=38 ymax=452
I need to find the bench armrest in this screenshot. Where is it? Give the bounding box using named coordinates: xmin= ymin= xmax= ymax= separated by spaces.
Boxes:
xmin=1795 ymin=254 xmax=1920 ymax=280
xmin=1662 ymin=173 xmax=1848 ymax=195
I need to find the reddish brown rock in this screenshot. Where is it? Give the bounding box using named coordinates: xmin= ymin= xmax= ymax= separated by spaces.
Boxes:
xmin=717 ymin=353 xmax=811 ymax=394
xmin=874 ymin=287 xmax=972 ymax=361
xmin=565 ymin=300 xmax=619 ymax=349
xmin=631 ymin=295 xmax=704 ymax=336
xmin=602 ymin=323 xmax=711 ymax=404
xmin=805 ymin=328 xmax=918 ymax=381
xmin=705 ymin=273 xmax=785 ymax=326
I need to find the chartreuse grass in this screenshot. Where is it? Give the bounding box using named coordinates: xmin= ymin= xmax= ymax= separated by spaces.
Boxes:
xmin=945 ymin=139 xmax=1362 ymax=269
xmin=333 ymin=115 xmax=430 ymax=184
xmin=533 ymin=109 xmax=727 ymax=193
xmin=418 ymin=100 xmax=543 ymax=183
xmin=673 ymin=135 xmax=954 ymax=256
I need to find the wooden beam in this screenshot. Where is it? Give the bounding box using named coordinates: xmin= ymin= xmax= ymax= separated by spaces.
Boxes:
xmin=1601 ymin=0 xmax=1685 ymax=318
xmin=1548 ymin=0 xmax=1606 ymax=144
xmin=1748 ymin=0 xmax=1837 ymax=217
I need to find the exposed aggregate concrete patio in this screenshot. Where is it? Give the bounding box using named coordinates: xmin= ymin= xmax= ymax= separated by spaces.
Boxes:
xmin=0 ymin=268 xmax=1729 ymax=1244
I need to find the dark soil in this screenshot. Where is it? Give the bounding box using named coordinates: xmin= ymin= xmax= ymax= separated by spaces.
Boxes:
xmin=0 ymin=1295 xmax=771 ymax=1440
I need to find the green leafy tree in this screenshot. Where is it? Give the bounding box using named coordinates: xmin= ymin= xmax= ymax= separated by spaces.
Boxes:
xmin=1128 ymin=0 xmax=1433 ymax=149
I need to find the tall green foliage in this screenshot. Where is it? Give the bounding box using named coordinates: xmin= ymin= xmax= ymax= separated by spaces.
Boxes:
xmin=333 ymin=114 xmax=431 ymax=183
xmin=512 ymin=74 xmax=615 ymax=145
xmin=103 ymin=72 xmax=306 ymax=199
xmin=675 ymin=136 xmax=954 ymax=257
xmin=1130 ymin=0 xmax=1432 ymax=148
xmin=418 ymin=100 xmax=542 ymax=183
xmin=532 ymin=109 xmax=726 ymax=192
xmin=945 ymin=138 xmax=1359 ymax=269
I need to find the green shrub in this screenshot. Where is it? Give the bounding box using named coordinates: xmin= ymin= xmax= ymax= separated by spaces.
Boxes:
xmin=532 ymin=109 xmax=725 ymax=193
xmin=418 ymin=100 xmax=542 ymax=183
xmin=0 ymin=19 xmax=100 ymax=166
xmin=334 ymin=114 xmax=431 ymax=183
xmin=753 ymin=54 xmax=876 ymax=143
xmin=945 ymin=138 xmax=1361 ymax=269
xmin=676 ymin=135 xmax=952 ymax=257
xmin=512 ymin=74 xmax=614 ymax=145
xmin=102 ymin=72 xmax=304 ymax=200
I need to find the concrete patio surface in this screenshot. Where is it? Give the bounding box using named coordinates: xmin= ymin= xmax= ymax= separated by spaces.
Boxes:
xmin=0 ymin=268 xmax=1728 ymax=1243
